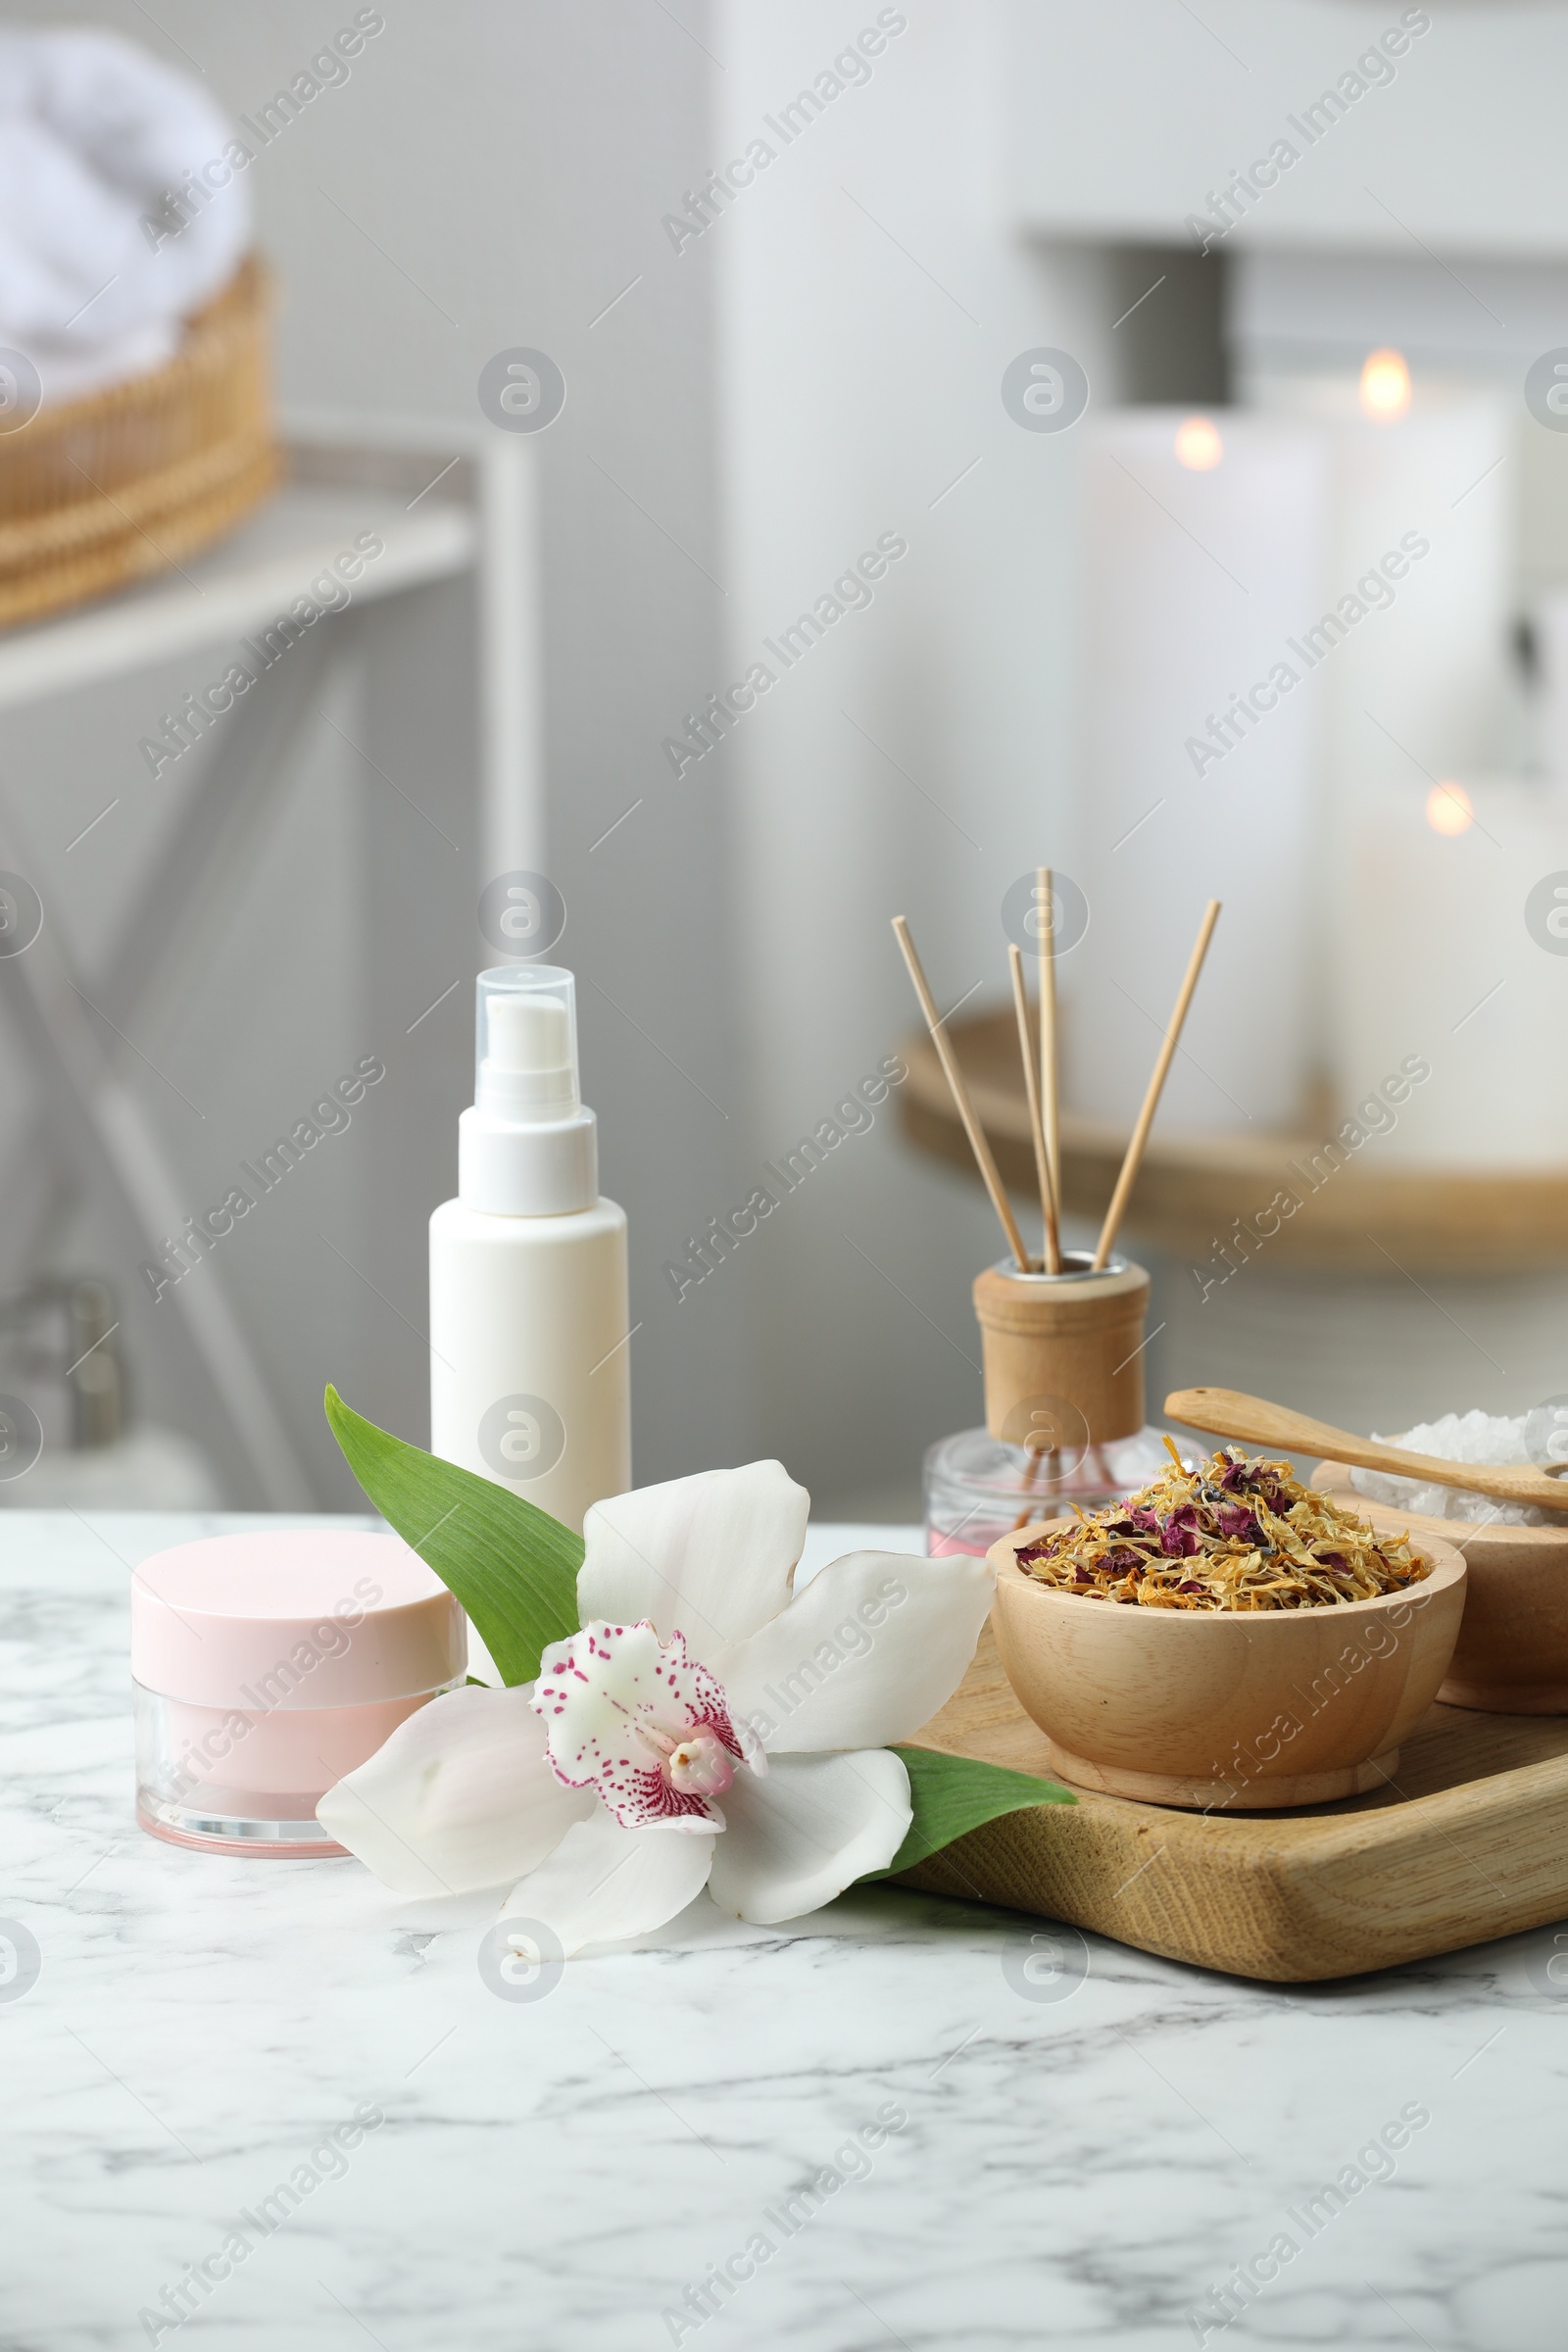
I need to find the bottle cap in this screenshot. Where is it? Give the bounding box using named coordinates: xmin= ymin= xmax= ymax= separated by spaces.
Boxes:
xmin=459 ymin=966 xmax=598 ymax=1213
xmin=972 ymin=1253 xmax=1151 ymax=1446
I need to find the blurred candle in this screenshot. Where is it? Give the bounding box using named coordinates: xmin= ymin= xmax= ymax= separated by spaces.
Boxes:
xmin=1070 ymin=409 xmax=1326 ymax=1133
xmin=1341 ymin=780 xmax=1568 ymax=1167
xmin=1265 ymin=368 xmax=1512 ymax=801
xmin=1257 ymin=367 xmax=1515 ymax=1122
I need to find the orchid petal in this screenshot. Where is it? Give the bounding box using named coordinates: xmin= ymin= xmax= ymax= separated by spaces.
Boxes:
xmin=717 ymin=1549 xmax=993 ymax=1753
xmin=317 ymin=1684 xmax=591 ymax=1898
xmin=577 ymin=1460 xmax=808 ymax=1651
xmin=706 ymin=1749 xmax=911 ymax=1926
xmin=499 ymin=1809 xmax=716 ymax=1957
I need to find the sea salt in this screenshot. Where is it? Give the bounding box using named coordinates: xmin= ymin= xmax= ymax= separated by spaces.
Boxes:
xmin=1348 ymin=1409 xmax=1547 ymax=1526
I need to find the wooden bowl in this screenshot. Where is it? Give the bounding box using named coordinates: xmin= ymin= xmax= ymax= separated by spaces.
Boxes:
xmin=988 ymin=1505 xmax=1466 ymax=1810
xmin=1313 ymin=1463 xmax=1568 ymax=1714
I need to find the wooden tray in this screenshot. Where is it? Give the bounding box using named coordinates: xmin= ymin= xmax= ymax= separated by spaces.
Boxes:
xmin=898 ymin=1628 xmax=1568 ymax=1982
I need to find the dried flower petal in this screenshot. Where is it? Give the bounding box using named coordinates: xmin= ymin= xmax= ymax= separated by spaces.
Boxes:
xmin=1016 ymin=1448 xmax=1426 ymax=1613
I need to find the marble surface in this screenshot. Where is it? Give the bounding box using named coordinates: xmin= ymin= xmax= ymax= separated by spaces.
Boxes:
xmin=5 ymin=1508 xmax=1568 ymax=2352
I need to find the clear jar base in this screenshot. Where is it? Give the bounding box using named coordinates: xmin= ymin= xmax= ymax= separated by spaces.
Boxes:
xmin=136 ymin=1796 xmax=349 ymax=1859
xmin=924 ymin=1424 xmax=1190 ymax=1558
xmin=131 ymin=1675 xmax=466 ymax=1860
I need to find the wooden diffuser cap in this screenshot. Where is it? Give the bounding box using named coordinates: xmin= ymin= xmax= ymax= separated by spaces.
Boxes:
xmin=972 ymin=1254 xmax=1151 ymax=1448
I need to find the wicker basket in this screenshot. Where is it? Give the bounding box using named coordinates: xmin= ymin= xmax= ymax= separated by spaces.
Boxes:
xmin=0 ymin=253 xmax=280 ymax=629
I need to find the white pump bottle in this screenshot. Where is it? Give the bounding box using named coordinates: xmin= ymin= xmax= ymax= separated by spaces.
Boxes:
xmin=429 ymin=967 xmax=630 ymax=1533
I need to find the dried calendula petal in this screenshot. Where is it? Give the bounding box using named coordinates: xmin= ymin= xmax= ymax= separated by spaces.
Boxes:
xmin=1014 ymin=1446 xmax=1428 ymax=1612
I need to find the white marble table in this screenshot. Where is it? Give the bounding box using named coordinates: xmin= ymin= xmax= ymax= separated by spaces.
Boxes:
xmin=6 ymin=1509 xmax=1568 ymax=2352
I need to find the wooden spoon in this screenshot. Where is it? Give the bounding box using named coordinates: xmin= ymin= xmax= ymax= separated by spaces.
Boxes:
xmin=1163 ymin=1386 xmax=1568 ymax=1517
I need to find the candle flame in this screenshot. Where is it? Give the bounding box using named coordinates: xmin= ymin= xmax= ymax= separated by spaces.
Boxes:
xmin=1173 ymin=416 xmax=1223 ymax=470
xmin=1359 ymin=348 xmax=1412 ymax=421
xmin=1426 ymin=782 xmax=1472 ymax=836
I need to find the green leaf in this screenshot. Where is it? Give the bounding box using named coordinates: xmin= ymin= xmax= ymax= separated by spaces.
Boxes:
xmin=324 ymin=1386 xmax=581 ymax=1686
xmin=867 ymin=1744 xmax=1075 ymax=1879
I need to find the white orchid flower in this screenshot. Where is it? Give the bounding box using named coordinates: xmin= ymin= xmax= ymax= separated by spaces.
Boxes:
xmin=318 ymin=1460 xmax=994 ymax=1956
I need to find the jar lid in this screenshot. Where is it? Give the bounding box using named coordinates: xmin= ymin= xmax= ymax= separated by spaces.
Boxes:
xmin=130 ymin=1529 xmax=466 ymax=1709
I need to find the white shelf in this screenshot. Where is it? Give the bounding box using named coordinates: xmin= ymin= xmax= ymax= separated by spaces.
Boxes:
xmin=0 ymin=479 xmax=476 ymax=713
xmin=0 ymin=427 xmax=519 ymax=1508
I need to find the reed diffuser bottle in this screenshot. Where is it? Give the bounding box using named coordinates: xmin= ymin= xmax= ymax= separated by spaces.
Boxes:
xmin=892 ymin=882 xmax=1219 ymax=1558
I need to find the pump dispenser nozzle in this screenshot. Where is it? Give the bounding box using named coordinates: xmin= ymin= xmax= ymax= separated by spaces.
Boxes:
xmin=479 ymin=986 xmax=579 ymax=1122
xmin=460 ymin=967 xmax=597 ymax=1212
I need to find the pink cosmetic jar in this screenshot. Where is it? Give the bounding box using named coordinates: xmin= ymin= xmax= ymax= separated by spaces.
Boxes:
xmin=132 ymin=1528 xmax=466 ymax=1856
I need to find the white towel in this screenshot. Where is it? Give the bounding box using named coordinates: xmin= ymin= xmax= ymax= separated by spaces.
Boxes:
xmin=0 ymin=27 xmax=252 ymax=406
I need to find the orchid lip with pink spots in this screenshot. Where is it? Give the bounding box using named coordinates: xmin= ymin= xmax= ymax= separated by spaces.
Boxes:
xmin=531 ymin=1621 xmax=760 ymax=1832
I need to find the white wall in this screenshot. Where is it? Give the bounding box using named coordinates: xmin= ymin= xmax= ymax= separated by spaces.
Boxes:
xmin=707 ymin=3 xmax=1137 ymax=1510
xmin=1004 ymin=0 xmax=1568 ymax=256
xmin=10 ymin=0 xmax=1561 ymax=1514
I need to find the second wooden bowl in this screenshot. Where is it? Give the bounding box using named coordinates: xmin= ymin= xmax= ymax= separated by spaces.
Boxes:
xmin=989 ymin=1505 xmax=1467 ymax=1810
xmin=1312 ymin=1463 xmax=1568 ymax=1714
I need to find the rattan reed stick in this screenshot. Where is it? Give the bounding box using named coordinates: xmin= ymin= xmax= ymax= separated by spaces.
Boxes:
xmin=1037 ymin=864 xmax=1061 ymax=1246
xmin=1007 ymin=943 xmax=1060 ymax=1274
xmin=1093 ymin=899 xmax=1220 ymax=1270
xmin=893 ymin=915 xmax=1029 ymax=1271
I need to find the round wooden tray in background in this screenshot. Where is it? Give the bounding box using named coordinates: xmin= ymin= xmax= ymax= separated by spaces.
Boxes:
xmin=899 ymin=1008 xmax=1568 ymax=1275
xmin=0 ymin=253 xmax=279 ymax=628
